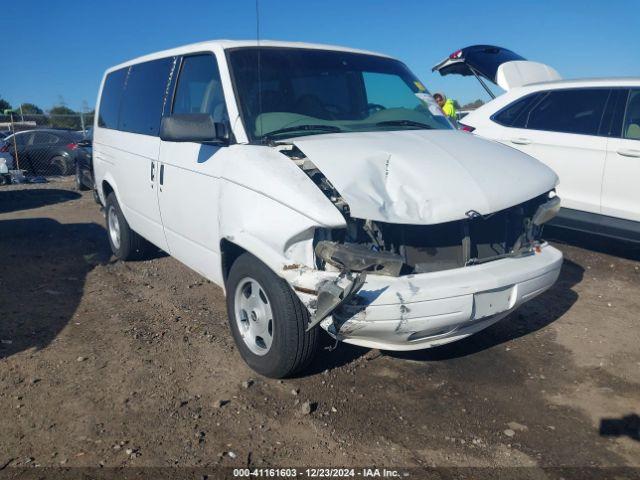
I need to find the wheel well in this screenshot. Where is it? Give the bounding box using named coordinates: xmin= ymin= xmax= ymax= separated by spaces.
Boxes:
xmin=220 ymin=239 xmax=246 ymax=284
xmin=102 ymin=180 xmax=114 ymax=201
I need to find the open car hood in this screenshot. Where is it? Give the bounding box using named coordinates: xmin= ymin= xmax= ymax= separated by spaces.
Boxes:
xmin=432 ymin=45 xmax=561 ymax=90
xmin=292 ymin=130 xmax=558 ymax=224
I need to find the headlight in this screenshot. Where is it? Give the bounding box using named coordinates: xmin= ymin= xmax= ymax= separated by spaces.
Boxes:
xmin=532 ymin=196 xmax=561 ymax=226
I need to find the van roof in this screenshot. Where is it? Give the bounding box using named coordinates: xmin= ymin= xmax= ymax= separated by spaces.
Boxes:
xmin=106 ymin=39 xmax=391 ymax=72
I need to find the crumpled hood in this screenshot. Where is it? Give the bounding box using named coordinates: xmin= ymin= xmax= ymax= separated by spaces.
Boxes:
xmin=292 ymin=130 xmax=558 ymax=224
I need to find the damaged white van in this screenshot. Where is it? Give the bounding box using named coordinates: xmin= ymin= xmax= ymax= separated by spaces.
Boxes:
xmin=93 ymin=40 xmax=563 ymax=378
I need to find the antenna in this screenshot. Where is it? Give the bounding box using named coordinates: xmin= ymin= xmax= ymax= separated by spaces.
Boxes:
xmin=256 ymin=0 xmax=263 ymax=141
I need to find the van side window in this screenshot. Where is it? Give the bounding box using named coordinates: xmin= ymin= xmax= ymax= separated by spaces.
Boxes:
xmin=97 ymin=68 xmax=127 ymax=129
xmin=525 ymin=88 xmax=610 ymax=136
xmin=623 ymin=89 xmax=640 ymax=140
xmin=119 ymin=58 xmax=173 ymax=136
xmin=172 ymin=54 xmax=228 ymax=123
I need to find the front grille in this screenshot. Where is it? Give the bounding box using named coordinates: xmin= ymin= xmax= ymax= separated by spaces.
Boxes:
xmin=377 ymin=193 xmax=549 ymax=273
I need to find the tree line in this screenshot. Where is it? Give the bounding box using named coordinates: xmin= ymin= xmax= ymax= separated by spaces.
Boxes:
xmin=0 ymin=95 xmax=94 ymax=130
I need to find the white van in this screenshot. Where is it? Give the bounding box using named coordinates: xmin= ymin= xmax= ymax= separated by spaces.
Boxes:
xmin=94 ymin=40 xmax=563 ymax=378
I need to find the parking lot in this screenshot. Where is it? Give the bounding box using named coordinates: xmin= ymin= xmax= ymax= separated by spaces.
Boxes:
xmin=1 ymin=178 xmax=639 ymax=473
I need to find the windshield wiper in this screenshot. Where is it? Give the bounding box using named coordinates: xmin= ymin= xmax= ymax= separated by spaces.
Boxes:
xmin=261 ymin=124 xmax=343 ymax=142
xmin=375 ymin=120 xmax=434 ymax=130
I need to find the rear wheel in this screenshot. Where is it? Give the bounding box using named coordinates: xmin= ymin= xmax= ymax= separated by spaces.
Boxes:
xmin=105 ymin=192 xmax=153 ymax=261
xmin=226 ymin=253 xmax=319 ymax=378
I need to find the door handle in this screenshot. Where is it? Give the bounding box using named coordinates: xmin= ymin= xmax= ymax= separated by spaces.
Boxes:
xmin=159 ymin=164 xmax=164 ymax=185
xmin=510 ymin=138 xmax=532 ymax=145
xmin=617 ymin=148 xmax=640 ymax=158
xmin=150 ymin=162 xmax=155 ymax=181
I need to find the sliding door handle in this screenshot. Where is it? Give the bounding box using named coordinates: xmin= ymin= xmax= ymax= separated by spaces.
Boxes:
xmin=159 ymin=164 xmax=165 ymax=185
xmin=510 ymin=137 xmax=532 ymax=145
xmin=617 ymin=149 xmax=640 ymax=158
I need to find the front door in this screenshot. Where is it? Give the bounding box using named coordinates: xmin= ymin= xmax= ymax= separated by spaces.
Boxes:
xmin=157 ymin=53 xmax=231 ymax=280
xmin=602 ymin=88 xmax=640 ymax=223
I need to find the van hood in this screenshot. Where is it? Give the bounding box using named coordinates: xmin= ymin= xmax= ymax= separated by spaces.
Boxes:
xmin=292 ymin=130 xmax=558 ymax=224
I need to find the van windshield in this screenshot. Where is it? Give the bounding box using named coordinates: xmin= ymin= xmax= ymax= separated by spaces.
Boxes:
xmin=226 ymin=47 xmax=452 ymax=142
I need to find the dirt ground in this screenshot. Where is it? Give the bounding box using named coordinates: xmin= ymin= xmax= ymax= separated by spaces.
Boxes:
xmin=1 ymin=178 xmax=639 ymax=477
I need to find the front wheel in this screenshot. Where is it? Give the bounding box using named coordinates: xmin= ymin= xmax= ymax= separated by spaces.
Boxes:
xmin=226 ymin=253 xmax=319 ymax=378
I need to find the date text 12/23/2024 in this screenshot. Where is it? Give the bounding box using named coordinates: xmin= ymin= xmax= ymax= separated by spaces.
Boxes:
xmin=233 ymin=468 xmax=407 ymax=478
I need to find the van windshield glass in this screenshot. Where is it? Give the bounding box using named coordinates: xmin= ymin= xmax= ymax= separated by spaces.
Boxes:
xmin=227 ymin=47 xmax=452 ymax=142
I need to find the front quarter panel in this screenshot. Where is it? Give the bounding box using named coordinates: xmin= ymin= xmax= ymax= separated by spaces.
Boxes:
xmin=218 ymin=145 xmax=346 ymax=279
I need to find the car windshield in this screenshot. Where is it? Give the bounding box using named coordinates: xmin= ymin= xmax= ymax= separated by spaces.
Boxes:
xmin=227 ymin=47 xmax=452 ymax=142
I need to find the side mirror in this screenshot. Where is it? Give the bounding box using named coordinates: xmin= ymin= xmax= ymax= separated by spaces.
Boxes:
xmin=160 ymin=114 xmax=228 ymax=144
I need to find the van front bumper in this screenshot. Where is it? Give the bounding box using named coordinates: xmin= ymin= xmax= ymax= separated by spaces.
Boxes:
xmin=319 ymin=244 xmax=563 ymax=351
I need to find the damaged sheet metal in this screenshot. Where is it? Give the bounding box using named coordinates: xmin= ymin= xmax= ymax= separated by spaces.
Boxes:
xmin=292 ymin=130 xmax=558 ymax=224
xmin=315 ymin=240 xmax=403 ymax=277
xmin=306 ymin=272 xmax=366 ymax=331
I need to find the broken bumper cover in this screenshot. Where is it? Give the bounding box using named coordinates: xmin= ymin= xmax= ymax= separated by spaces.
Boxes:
xmin=319 ymin=243 xmax=563 ymax=351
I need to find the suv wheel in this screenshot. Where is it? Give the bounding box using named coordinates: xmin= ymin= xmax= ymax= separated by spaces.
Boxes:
xmin=50 ymin=156 xmax=72 ymax=175
xmin=105 ymin=192 xmax=152 ymax=261
xmin=226 ymin=253 xmax=319 ymax=378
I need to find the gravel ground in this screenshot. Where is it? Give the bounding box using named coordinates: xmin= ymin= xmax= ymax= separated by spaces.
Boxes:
xmin=0 ymin=179 xmax=638 ymax=477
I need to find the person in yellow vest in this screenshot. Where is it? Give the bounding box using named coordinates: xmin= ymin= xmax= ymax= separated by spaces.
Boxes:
xmin=433 ymin=93 xmax=457 ymax=121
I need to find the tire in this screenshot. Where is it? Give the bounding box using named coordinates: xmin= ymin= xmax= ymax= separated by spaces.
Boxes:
xmin=105 ymin=192 xmax=152 ymax=261
xmin=50 ymin=155 xmax=72 ymax=176
xmin=226 ymin=253 xmax=319 ymax=378
xmin=75 ymin=163 xmax=89 ymax=190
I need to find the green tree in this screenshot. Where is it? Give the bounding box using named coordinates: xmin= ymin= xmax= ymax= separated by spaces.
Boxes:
xmin=49 ymin=105 xmax=81 ymax=130
xmin=49 ymin=105 xmax=77 ymax=115
xmin=19 ymin=102 xmax=49 ymax=125
xmin=461 ymin=99 xmax=485 ymax=110
xmin=0 ymin=96 xmax=12 ymax=112
xmin=19 ymin=103 xmax=43 ymax=114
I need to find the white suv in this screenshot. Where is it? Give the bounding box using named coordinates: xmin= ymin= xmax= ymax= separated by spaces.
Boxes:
xmin=434 ymin=45 xmax=640 ymax=242
xmin=94 ymin=40 xmax=563 ymax=377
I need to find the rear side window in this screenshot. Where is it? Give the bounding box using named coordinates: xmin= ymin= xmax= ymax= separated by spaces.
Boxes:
xmin=492 ymin=93 xmax=541 ymax=128
xmin=623 ymin=89 xmax=640 ymax=140
xmin=119 ymin=57 xmax=173 ymax=136
xmin=98 ymin=68 xmax=127 ymax=129
xmin=33 ymin=132 xmax=59 ymax=144
xmin=599 ymin=89 xmax=628 ymax=138
xmin=526 ymin=88 xmax=610 ymax=136
xmin=14 ymin=133 xmax=33 ymax=146
xmin=172 ymin=54 xmax=228 ymax=123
